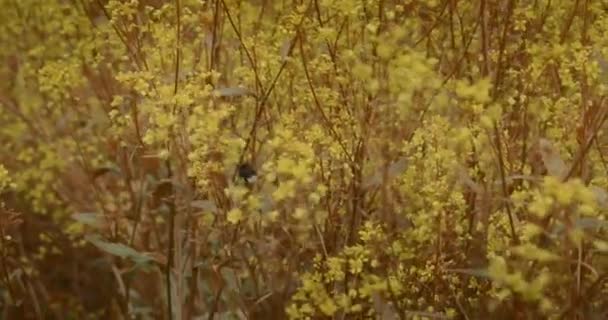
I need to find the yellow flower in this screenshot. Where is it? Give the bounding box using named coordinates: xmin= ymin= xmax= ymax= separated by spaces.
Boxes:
xmin=227 ymin=208 xmax=243 ymax=224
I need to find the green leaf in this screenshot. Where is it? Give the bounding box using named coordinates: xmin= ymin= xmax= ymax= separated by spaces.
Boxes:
xmin=190 ymin=200 xmax=218 ymax=212
xmin=575 ymin=217 xmax=608 ymax=230
xmin=71 ymin=212 xmax=104 ymax=228
xmin=590 ymin=186 xmax=608 ymax=208
xmin=91 ymin=165 xmax=121 ymax=180
xmin=538 ymin=138 xmax=567 ymax=178
xmin=363 ymin=157 xmax=408 ymax=188
xmin=86 ymin=235 xmax=152 ymax=265
xmin=372 ymin=292 xmax=398 ymax=320
xmin=552 ymin=218 xmax=608 ymax=235
xmin=445 ymin=268 xmax=491 ymax=278
xmin=216 ymin=87 xmax=251 ymax=97
xmin=280 ymin=39 xmax=293 ymax=61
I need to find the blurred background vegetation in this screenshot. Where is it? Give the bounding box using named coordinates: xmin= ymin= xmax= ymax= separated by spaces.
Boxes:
xmin=1 ymin=0 xmax=608 ymax=319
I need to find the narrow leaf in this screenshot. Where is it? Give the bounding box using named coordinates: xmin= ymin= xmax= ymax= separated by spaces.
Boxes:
xmin=363 ymin=157 xmax=408 ymax=188
xmin=445 ymin=268 xmax=491 ymax=278
xmin=216 ymin=87 xmax=251 ymax=97
xmin=538 ymin=138 xmax=567 ymax=178
xmin=72 ymin=212 xmax=104 ymax=228
xmin=371 ymin=292 xmax=398 ymax=320
xmin=190 ymin=200 xmax=218 ymax=212
xmin=86 ymin=235 xmax=152 ymax=264
xmin=280 ymin=39 xmax=292 ymax=61
xmin=591 ymin=186 xmax=608 ymax=208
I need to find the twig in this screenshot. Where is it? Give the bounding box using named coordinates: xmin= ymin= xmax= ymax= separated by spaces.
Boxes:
xmin=492 ymin=124 xmax=519 ymax=244
xmin=166 ymin=1 xmax=182 ymax=318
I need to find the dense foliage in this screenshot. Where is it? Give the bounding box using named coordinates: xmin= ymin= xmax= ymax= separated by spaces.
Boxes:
xmin=1 ymin=0 xmax=608 ymax=319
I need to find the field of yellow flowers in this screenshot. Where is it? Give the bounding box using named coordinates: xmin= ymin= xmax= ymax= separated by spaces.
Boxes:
xmin=1 ymin=0 xmax=608 ymax=319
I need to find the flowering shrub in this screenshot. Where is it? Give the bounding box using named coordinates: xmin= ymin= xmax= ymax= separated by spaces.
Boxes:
xmin=1 ymin=0 xmax=608 ymax=319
